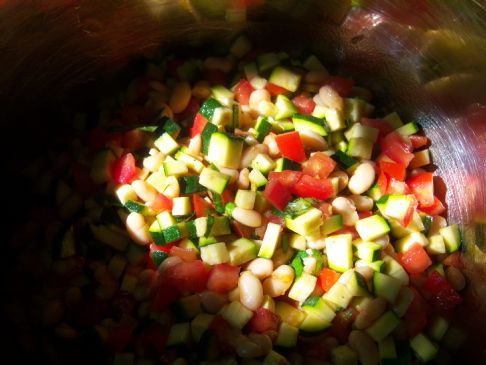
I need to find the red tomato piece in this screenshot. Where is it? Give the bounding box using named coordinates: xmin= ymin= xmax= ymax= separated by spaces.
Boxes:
xmin=235 ymin=79 xmax=254 ymax=105
xmin=361 ymin=118 xmax=394 ymax=139
xmin=266 ymin=82 xmax=288 ymax=96
xmin=319 ymin=268 xmax=341 ymax=292
xmin=403 ymin=291 xmax=428 ymax=337
xmin=207 ymin=264 xmax=240 ymax=293
xmin=380 ymin=131 xmax=414 ymax=166
xmin=191 ymin=113 xmax=209 ymax=137
xmin=410 ymin=135 xmax=429 ymax=149
xmin=231 ymin=220 xmax=254 ymax=238
xmin=387 ymin=179 xmax=411 ymax=195
xmin=168 ymin=260 xmax=208 ymax=293
xmin=106 ymin=326 xmax=133 ymax=352
xmin=176 ymin=97 xmax=200 ymax=122
xmin=292 ymin=175 xmax=334 ymax=201
xmin=398 ymin=244 xmax=432 ymax=274
xmin=328 ymin=308 xmax=358 ymax=343
xmin=323 ymin=76 xmax=355 ymax=97
xmin=151 ymin=283 xmax=180 ymax=312
xmin=247 ymin=308 xmax=280 ymax=333
xmin=149 ymin=194 xmax=173 ymax=213
xmin=442 ymin=252 xmax=465 ymax=269
xmin=379 ymin=160 xmax=406 ymax=181
xmin=377 ymin=171 xmax=388 ymax=194
xmin=268 ymin=170 xmax=303 ymax=187
xmin=303 ymin=152 xmax=337 ymax=179
xmin=292 ymin=94 xmax=316 ymax=115
xmin=358 ymin=211 xmax=373 ymax=219
xmin=111 ymin=153 xmax=137 ymax=184
xmin=122 ymin=129 xmax=145 ymax=150
xmin=221 ymin=189 xmax=235 ymax=204
xmin=170 ymin=246 xmax=197 ymax=262
xmin=407 ymin=172 xmax=434 ymax=207
xmin=419 ymin=196 xmax=446 ymax=215
xmin=193 ymin=194 xmax=212 ymax=217
xmin=150 ymin=242 xmax=177 ymax=255
xmin=264 ymin=179 xmax=292 ymax=211
xmin=275 ymin=131 xmax=307 ymax=162
xmin=332 ymin=226 xmax=360 ymax=240
xmin=422 ymin=271 xmax=462 ymax=317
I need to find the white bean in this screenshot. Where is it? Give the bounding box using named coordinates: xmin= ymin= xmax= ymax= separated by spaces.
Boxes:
xmin=218 ymin=167 xmax=239 ymax=185
xmin=348 ymin=330 xmax=379 ymax=365
xmin=348 ymin=161 xmax=376 ymax=195
xmin=299 ymin=129 xmax=328 ymax=151
xmin=232 ymin=207 xmax=262 ymax=228
xmin=329 ymin=170 xmax=349 ymax=191
xmin=169 ymin=81 xmax=191 ymax=113
xmin=348 ymin=195 xmax=374 ymax=212
xmin=131 ymin=180 xmax=158 ymax=202
xmin=303 ymin=256 xmax=317 ymax=274
xmin=262 ymin=265 xmax=294 ymax=297
xmin=355 ymin=266 xmax=373 ymax=282
xmin=354 ymin=297 xmax=387 ymax=330
xmin=239 ymin=271 xmax=264 ymax=310
xmin=374 ymin=235 xmax=390 ymax=247
xmin=126 ymin=212 xmax=151 ymax=245
xmin=192 ymin=80 xmax=211 ymax=100
xmin=445 ymin=266 xmax=466 ymax=291
xmin=249 ymin=89 xmax=271 ymax=111
xmin=240 ymin=144 xmax=269 ymax=168
xmin=238 ymin=168 xmax=250 ymax=189
xmin=187 ymin=134 xmax=202 ymax=156
xmin=263 ymin=133 xmax=280 ymax=157
xmin=319 ymin=85 xmax=344 ymax=111
xmin=246 ymin=258 xmax=274 ymax=280
xmin=228 ymin=287 xmax=240 ymax=302
xmin=200 ymin=291 xmax=228 ymax=313
xmin=332 ymin=197 xmax=359 ymax=226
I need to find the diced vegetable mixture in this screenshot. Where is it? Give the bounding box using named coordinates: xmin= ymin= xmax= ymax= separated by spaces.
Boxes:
xmin=16 ymin=35 xmax=468 ymax=365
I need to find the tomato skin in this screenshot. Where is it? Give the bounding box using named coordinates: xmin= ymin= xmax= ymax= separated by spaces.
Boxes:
xmin=266 ymin=82 xmax=288 ymax=96
xmin=148 ymin=194 xmax=173 ymax=213
xmin=193 ymin=194 xmax=212 ymax=217
xmin=319 ymin=202 xmax=333 ymax=219
xmin=111 ymin=153 xmax=137 ymax=184
xmin=151 ymin=283 xmax=180 ymax=312
xmin=410 ymin=135 xmax=429 ymax=149
xmin=407 ymin=172 xmax=434 ymax=207
xmin=361 ymin=118 xmax=394 ymax=139
xmin=275 ymin=131 xmax=307 ymax=162
xmin=207 ymin=264 xmax=240 ymax=293
xmin=329 ymin=308 xmax=358 ymax=343
xmin=264 ymin=179 xmax=292 ymax=211
xmin=268 ymin=170 xmax=303 ymax=188
xmin=170 ymin=246 xmax=197 ymax=262
xmin=379 ymin=160 xmax=406 ymax=181
xmin=387 ymin=179 xmax=411 ymax=195
xmin=235 ymin=79 xmax=254 ymax=105
xmin=167 ymin=260 xmax=208 ymax=293
xmin=176 ymin=97 xmax=200 ymax=122
xmin=319 ymin=268 xmax=341 ymax=292
xmin=403 ymin=290 xmax=428 ymax=338
xmin=323 ymin=76 xmax=355 ymax=97
xmin=292 ymin=175 xmax=334 ymax=201
xmin=303 ymin=152 xmax=337 ymax=179
xmin=419 ymin=196 xmax=446 ymax=215
xmin=231 ymin=220 xmax=254 ymax=238
xmin=122 ymin=129 xmax=145 ymax=150
xmin=191 ymin=113 xmax=209 ymax=137
xmin=398 ymin=244 xmax=432 ymax=274
xmin=292 ymin=94 xmax=316 ymax=114
xmin=377 ymin=171 xmax=388 ymax=194
xmin=422 ymin=271 xmax=463 ymax=318
xmin=247 ymin=308 xmax=280 ymax=333
xmin=380 ymin=131 xmax=414 ymax=166
xmin=333 ymin=226 xmax=360 ymax=239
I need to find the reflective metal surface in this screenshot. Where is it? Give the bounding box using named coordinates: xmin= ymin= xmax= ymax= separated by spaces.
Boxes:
xmin=1 ymin=0 xmax=485 ymax=362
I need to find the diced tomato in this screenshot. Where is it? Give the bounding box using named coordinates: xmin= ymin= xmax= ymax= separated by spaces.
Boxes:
xmin=292 ymin=94 xmax=316 ymax=115
xmin=122 ymin=129 xmax=146 ymax=150
xmin=235 ymin=79 xmax=254 ymax=105
xmin=247 ymin=308 xmax=280 ymax=333
xmin=292 ymin=175 xmax=334 ymax=201
xmin=358 ymin=211 xmax=373 ymax=219
xmin=319 ymin=268 xmax=341 ymax=292
xmin=170 ymin=246 xmax=197 ymax=262
xmin=410 ymin=135 xmax=429 ymax=149
xmin=398 ymin=244 xmax=432 ymax=274
xmin=267 ymin=213 xmax=285 ymax=227
xmin=150 ymin=242 xmax=177 ymax=255
xmin=204 ymin=69 xmax=227 ymax=85
xmin=422 ymin=271 xmax=463 ymax=318
xmin=303 ymin=152 xmax=337 ymax=179
xmin=275 ymin=131 xmax=307 ymax=162
xmin=377 ymin=171 xmax=388 ymax=194
xmin=323 ymin=76 xmax=355 ymax=97
xmin=111 ymin=153 xmax=137 ymax=184
xmin=167 ymin=260 xmax=208 ymax=293
xmin=106 ymin=326 xmax=133 ymax=352
xmin=328 ymin=308 xmax=358 ymax=343
xmin=387 ymin=179 xmax=411 ymax=195
xmin=268 ymin=170 xmax=303 ymax=188
xmin=332 ymin=226 xmax=360 ymax=240
xmin=442 ymin=252 xmax=464 ymax=269
xmin=407 ymin=172 xmax=434 ymax=207
xmin=361 ymin=118 xmax=394 ymax=139
xmin=221 ymin=189 xmax=235 ymax=204
xmin=419 ymin=196 xmax=446 ymax=216
xmin=191 ymin=113 xmax=209 ymax=137
xmin=148 ymin=194 xmax=173 ymax=213
xmin=266 ymin=82 xmax=288 ymax=96
xmin=176 ymin=98 xmax=200 ymax=122
xmin=380 ymin=131 xmax=414 ymax=166
xmin=264 ymin=179 xmax=292 ymax=211
xmin=207 ymin=264 xmax=240 ymax=293
xmin=379 ymin=160 xmax=406 ymax=181
xmin=193 ymin=194 xmax=212 ymax=217
xmin=403 ymin=290 xmax=428 ymax=337
xmin=231 ymin=220 xmax=254 ymax=238
xmin=151 ymin=283 xmax=180 ymax=312
xmin=319 ymin=202 xmax=333 ymax=219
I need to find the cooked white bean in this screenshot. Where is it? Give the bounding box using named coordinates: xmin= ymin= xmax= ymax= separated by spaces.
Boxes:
xmin=263 ymin=133 xmax=280 ymax=157
xmin=239 ymin=271 xmax=264 ymax=310
xmin=158 ymin=256 xmax=182 ymax=273
xmin=187 ymin=134 xmax=202 ymax=156
xmin=299 ymin=128 xmax=328 ymax=151
xmin=374 ymin=235 xmax=390 ymax=248
xmin=446 ymin=266 xmax=466 ymax=291
xmin=348 ymin=161 xmax=376 ymax=195
xmin=236 ymin=338 xmax=263 ymax=358
xmin=262 ymin=265 xmax=294 ymax=297
xmin=248 ymin=333 xmax=273 ymax=355
xmin=159 ymin=103 xmax=174 ymax=119
xmin=126 ymin=212 xmax=151 ymax=245
xmin=240 ymin=144 xmax=269 ymax=168
xmin=313 ymin=93 xmax=324 ymax=106
xmin=132 ymin=180 xmax=158 ymax=202
xmin=192 ymin=80 xmax=212 ymax=100
xmin=354 ymin=297 xmax=387 ymax=330
xmin=246 ymin=258 xmax=274 ymax=280
xmin=200 ymin=291 xmax=228 ymax=314
xmin=355 ymin=266 xmax=374 ymax=282
xmin=348 ymin=195 xmax=374 ymax=212
xmin=238 ymin=168 xmax=250 ymax=189
xmin=143 ymin=152 xmax=165 ymax=172
xmin=305 ymin=70 xmax=329 ymax=84
xmin=205 ymin=57 xmax=234 ymax=73
xmin=169 ymin=81 xmax=191 ymax=113
xmin=218 ymin=167 xmax=239 ymax=185
xmin=232 ymin=207 xmax=262 ymax=228
xmin=303 ymin=256 xmax=317 ymax=274
xmin=349 ymin=330 xmax=379 ymax=365
xmin=228 ymin=287 xmax=240 ymax=302
xmin=329 ymin=170 xmax=349 ymax=191
xmin=332 ymin=197 xmax=359 ymax=226
xmin=249 ymin=89 xmax=271 ymax=111
xmin=319 ymin=85 xmax=344 ymax=111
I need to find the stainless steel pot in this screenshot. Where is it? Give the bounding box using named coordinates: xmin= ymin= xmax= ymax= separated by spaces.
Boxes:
xmin=1 ymin=0 xmax=485 ymax=363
